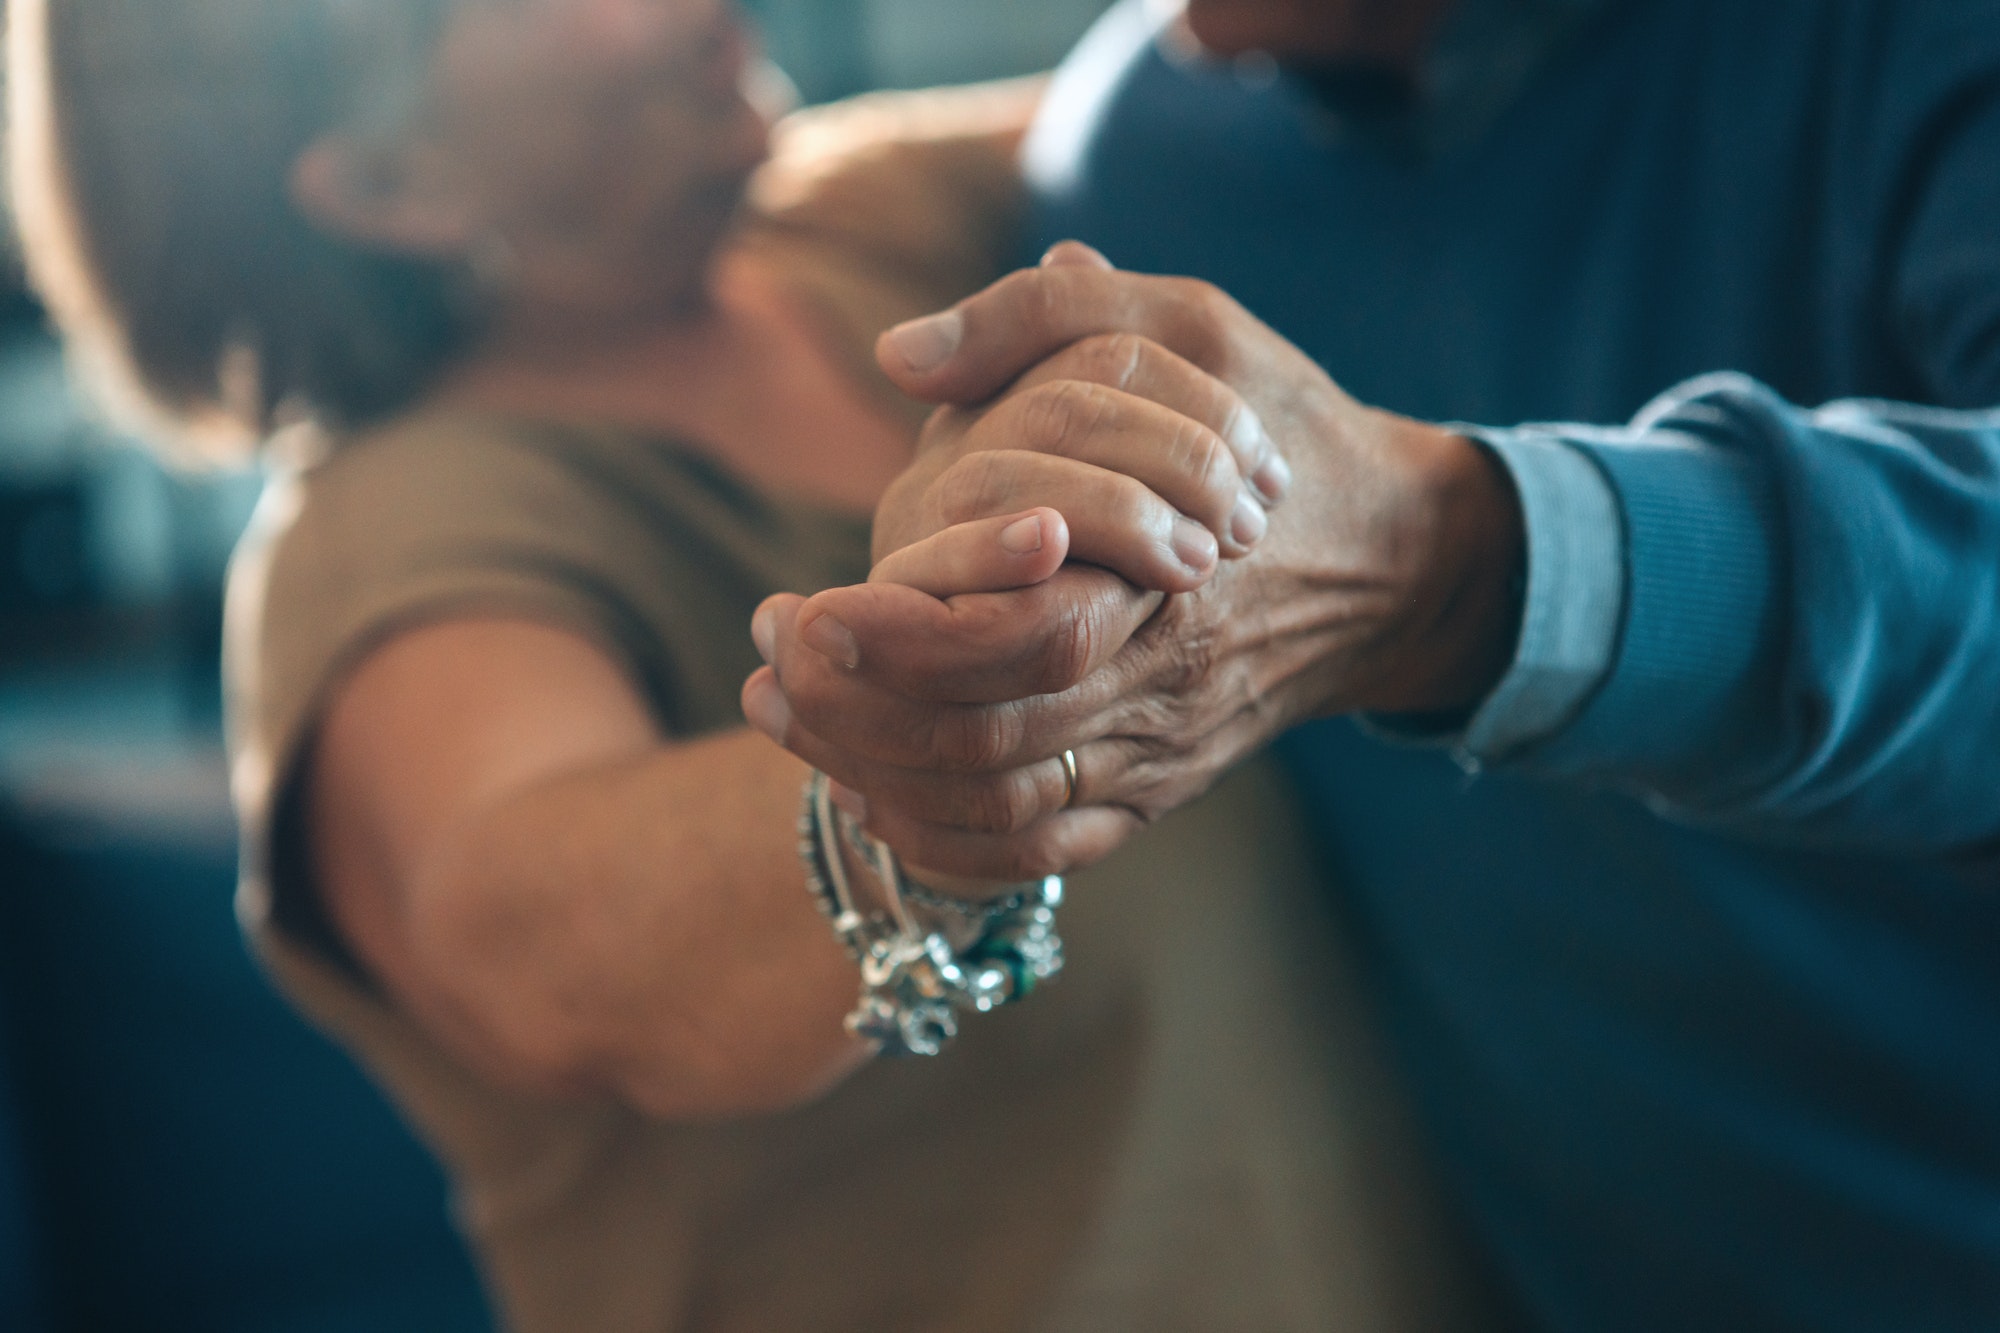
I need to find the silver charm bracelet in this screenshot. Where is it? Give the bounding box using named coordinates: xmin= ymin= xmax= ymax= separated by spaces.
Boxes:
xmin=836 ymin=812 xmax=1036 ymax=924
xmin=797 ymin=771 xmax=1064 ymax=1057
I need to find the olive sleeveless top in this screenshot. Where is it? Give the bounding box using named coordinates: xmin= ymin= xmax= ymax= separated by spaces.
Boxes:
xmin=222 ymin=88 xmax=1495 ymax=1333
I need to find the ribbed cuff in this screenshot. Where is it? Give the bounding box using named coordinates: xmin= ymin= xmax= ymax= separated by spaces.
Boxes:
xmin=1523 ymin=422 xmax=1781 ymax=778
xmin=1457 ymin=427 xmax=1626 ymax=761
xmin=1358 ymin=427 xmax=1625 ymax=762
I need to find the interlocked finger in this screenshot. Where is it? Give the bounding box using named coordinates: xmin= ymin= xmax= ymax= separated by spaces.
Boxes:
xmin=1011 ymin=333 xmax=1290 ymax=509
xmin=787 ymin=568 xmax=1160 ymax=705
xmin=747 ymin=624 xmax=1125 ymax=774
xmin=878 ymin=263 xmax=1255 ymax=406
xmin=863 ymin=801 xmax=1146 ymax=883
xmin=791 ymin=732 xmax=1143 ymax=837
xmin=867 ymin=507 xmax=1069 ymax=597
xmin=928 ymin=447 xmax=1221 ymax=591
xmin=979 ymin=380 xmax=1262 ymax=560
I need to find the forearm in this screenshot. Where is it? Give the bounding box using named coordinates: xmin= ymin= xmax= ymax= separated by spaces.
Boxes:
xmin=331 ymin=729 xmax=868 ymax=1119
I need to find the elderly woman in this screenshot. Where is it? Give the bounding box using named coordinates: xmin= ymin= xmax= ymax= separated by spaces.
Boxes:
xmin=7 ymin=0 xmax=1489 ymax=1328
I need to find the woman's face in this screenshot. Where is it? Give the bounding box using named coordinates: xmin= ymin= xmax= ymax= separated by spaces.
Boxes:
xmin=399 ymin=0 xmax=771 ymax=320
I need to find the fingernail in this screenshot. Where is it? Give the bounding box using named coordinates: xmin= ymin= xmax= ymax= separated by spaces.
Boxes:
xmin=1171 ymin=518 xmax=1218 ymax=574
xmin=1229 ymin=405 xmax=1290 ymax=504
xmin=1230 ymin=492 xmax=1268 ymax=548
xmin=803 ymin=613 xmax=861 ymax=669
xmin=1228 ymin=404 xmax=1268 ymax=456
xmin=886 ymin=310 xmax=964 ymax=375
xmin=999 ymin=513 xmax=1045 ymax=554
xmin=1253 ymin=451 xmax=1294 ymax=505
xmin=829 ymin=782 xmax=869 ymax=822
xmin=742 ymin=676 xmax=793 ymax=741
xmin=751 ymin=605 xmax=777 ymax=664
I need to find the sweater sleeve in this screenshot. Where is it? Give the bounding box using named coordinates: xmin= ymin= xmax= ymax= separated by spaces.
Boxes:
xmin=1461 ymin=8 xmax=2000 ymax=857
xmin=1493 ymin=379 xmax=2000 ymax=858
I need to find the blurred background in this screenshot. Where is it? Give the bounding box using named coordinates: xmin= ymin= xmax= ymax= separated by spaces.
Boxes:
xmin=0 ymin=3 xmax=1110 ymax=1329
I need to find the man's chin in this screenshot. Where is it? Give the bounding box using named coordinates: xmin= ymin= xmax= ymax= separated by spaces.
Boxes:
xmin=1179 ymin=0 xmax=1437 ymax=67
xmin=1180 ymin=0 xmax=1337 ymax=60
xmin=688 ymin=166 xmax=756 ymax=250
xmin=654 ymin=185 xmax=755 ymax=315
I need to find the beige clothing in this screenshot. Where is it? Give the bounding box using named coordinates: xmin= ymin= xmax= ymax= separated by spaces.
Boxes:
xmin=227 ymin=412 xmax=1487 ymax=1333
xmin=223 ymin=91 xmax=1495 ymax=1333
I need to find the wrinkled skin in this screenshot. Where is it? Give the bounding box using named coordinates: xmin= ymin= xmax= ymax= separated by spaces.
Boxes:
xmin=746 ymin=247 xmax=1524 ymax=882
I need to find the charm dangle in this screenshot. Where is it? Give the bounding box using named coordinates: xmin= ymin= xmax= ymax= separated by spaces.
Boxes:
xmin=799 ymin=772 xmax=1065 ymax=1057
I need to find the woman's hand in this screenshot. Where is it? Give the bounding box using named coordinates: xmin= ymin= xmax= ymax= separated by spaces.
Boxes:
xmin=743 ymin=504 xmax=1073 ymax=887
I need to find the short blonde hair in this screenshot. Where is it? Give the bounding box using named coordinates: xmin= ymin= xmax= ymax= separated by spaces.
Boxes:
xmin=8 ymin=0 xmax=469 ymax=457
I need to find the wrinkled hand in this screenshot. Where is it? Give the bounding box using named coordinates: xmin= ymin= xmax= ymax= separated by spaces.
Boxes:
xmin=744 ymin=246 xmax=1525 ymax=881
xmin=866 ymin=247 xmax=1292 ymax=577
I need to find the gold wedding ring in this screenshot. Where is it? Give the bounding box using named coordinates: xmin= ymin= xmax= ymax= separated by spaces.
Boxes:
xmin=1060 ymin=748 xmax=1080 ymax=809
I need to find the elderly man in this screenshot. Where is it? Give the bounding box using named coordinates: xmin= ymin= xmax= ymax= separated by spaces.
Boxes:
xmin=747 ymin=0 xmax=2000 ymax=1328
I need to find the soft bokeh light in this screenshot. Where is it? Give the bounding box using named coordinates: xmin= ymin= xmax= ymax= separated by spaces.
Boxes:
xmin=0 ymin=4 xmax=1107 ymax=1329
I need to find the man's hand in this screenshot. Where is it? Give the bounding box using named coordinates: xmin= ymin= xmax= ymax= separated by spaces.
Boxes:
xmin=864 ymin=243 xmax=1292 ymax=591
xmin=743 ymin=248 xmax=1527 ymax=880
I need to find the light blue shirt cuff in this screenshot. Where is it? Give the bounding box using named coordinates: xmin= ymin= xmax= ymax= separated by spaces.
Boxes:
xmin=1455 ymin=426 xmax=1627 ymax=762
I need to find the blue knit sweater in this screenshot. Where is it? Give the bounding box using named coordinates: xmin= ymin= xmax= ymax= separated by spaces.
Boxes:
xmin=1029 ymin=3 xmax=2000 ymax=1328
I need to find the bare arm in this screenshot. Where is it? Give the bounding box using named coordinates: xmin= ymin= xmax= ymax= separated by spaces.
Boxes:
xmin=308 ymin=617 xmax=869 ymax=1119
xmin=307 ymin=495 xmax=1082 ymax=1119
xmin=752 ymin=255 xmax=1521 ymax=880
xmin=745 ymin=79 xmax=1044 ymax=427
xmin=752 ymin=75 xmax=1043 ymax=299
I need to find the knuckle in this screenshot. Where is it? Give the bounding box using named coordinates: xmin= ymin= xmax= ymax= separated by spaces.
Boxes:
xmin=1143 ymin=610 xmax=1221 ymax=700
xmin=1173 ymin=421 xmax=1237 ymax=505
xmin=1070 ymin=332 xmax=1148 ymax=391
xmin=935 ymin=450 xmax=1015 ymax=525
xmin=965 ymin=770 xmax=1043 ymax=835
xmin=993 ymin=265 xmax=1055 ymax=329
xmin=1018 ymin=381 xmax=1079 ymax=449
xmin=1125 ymin=694 xmax=1179 ymax=743
xmin=1001 ymin=268 xmax=1068 ymax=350
xmin=1105 ymin=472 xmax=1165 ymax=537
xmin=1030 ymin=263 xmax=1092 ymax=338
xmin=1181 ymin=277 xmax=1235 ymax=324
xmin=1161 ymin=277 xmax=1236 ymax=365
xmin=1165 ymin=635 xmax=1220 ymax=699
xmin=1036 ymin=606 xmax=1099 ymax=695
xmin=933 ymin=702 xmax=1020 ymax=772
xmin=909 ymin=404 xmax=961 ymax=459
xmin=1019 ymin=378 xmax=1110 ymax=456
xmin=775 ymin=659 xmax=843 ymax=736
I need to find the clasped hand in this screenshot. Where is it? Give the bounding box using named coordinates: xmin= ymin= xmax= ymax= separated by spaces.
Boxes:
xmin=743 ymin=244 xmax=1525 ymax=882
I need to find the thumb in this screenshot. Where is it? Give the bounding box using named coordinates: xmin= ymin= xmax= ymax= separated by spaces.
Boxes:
xmin=875 ymin=243 xmax=1144 ymax=406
